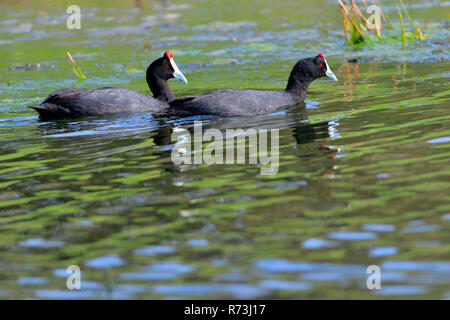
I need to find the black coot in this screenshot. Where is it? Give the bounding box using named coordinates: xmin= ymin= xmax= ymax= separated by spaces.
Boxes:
xmin=168 ymin=53 xmax=337 ymax=117
xmin=30 ymin=51 xmax=187 ymax=119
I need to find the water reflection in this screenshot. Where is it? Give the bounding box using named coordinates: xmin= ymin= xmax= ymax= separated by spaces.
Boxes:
xmin=1 ymin=0 xmax=449 ymax=300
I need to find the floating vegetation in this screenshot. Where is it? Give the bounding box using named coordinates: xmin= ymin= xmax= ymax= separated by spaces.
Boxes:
xmin=338 ymin=0 xmax=366 ymax=44
xmin=66 ymin=51 xmax=86 ymax=80
xmin=338 ymin=0 xmax=427 ymax=46
xmin=415 ymin=27 xmax=424 ymax=41
xmin=143 ymin=41 xmax=152 ymax=50
xmin=7 ymin=63 xmax=54 ymax=71
xmin=126 ymin=68 xmax=143 ymax=77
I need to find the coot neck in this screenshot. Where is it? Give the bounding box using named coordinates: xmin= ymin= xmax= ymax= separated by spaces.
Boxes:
xmin=148 ymin=77 xmax=175 ymax=103
xmin=285 ymin=74 xmax=313 ymax=102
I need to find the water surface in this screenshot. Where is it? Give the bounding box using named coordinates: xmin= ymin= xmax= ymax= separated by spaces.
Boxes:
xmin=0 ymin=0 xmax=449 ymax=299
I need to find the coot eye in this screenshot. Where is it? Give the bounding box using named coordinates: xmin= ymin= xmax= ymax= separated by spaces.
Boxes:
xmin=164 ymin=64 xmax=169 ymax=69
xmin=319 ymin=63 xmax=323 ymax=68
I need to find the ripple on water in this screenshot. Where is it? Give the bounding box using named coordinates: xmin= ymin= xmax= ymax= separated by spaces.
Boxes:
xmin=152 ymin=283 xmax=265 ymax=299
xmin=402 ymin=220 xmax=440 ymax=233
xmin=18 ymin=238 xmax=64 ymax=248
xmin=328 ymin=232 xmax=377 ymax=241
xmin=302 ymin=238 xmax=339 ymax=249
xmin=301 ymin=264 xmax=368 ymax=282
xmin=133 ymin=245 xmax=175 ymax=256
xmin=270 ymin=180 xmax=308 ymax=189
xmin=362 ymin=224 xmax=395 ymax=232
xmin=375 ymin=285 xmax=427 ymax=296
xmin=255 ymin=259 xmax=371 ymax=283
xmin=381 ymin=261 xmax=450 ymax=273
xmin=85 ymin=254 xmax=124 ymax=268
xmin=120 ymin=271 xmax=178 ymax=282
xmin=79 ymin=281 xmax=103 ymax=290
xmin=53 ymin=268 xmax=69 ymax=278
xmin=107 ymin=284 xmax=151 ymax=299
xmin=187 ymin=238 xmax=209 ymax=246
xmin=259 ymin=280 xmax=311 ymax=291
xmin=144 ymin=261 xmax=194 ymax=274
xmin=1 ymin=0 xmax=449 ymax=301
xmin=36 ymin=290 xmax=95 ymax=300
xmin=301 ymin=272 xmax=342 ymax=282
xmin=427 ymin=136 xmax=450 ymax=144
xmin=18 ymin=276 xmax=48 ymax=286
xmin=369 ymin=247 xmax=398 ymax=258
xmin=254 ymin=259 xmax=320 ymax=273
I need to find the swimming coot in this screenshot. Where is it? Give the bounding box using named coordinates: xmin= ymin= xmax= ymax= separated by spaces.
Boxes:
xmin=30 ymin=51 xmax=187 ymax=119
xmin=168 ymin=53 xmax=337 ymax=117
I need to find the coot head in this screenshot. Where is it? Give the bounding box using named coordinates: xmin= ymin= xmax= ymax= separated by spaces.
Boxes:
xmin=146 ymin=51 xmax=188 ymax=102
xmin=147 ymin=51 xmax=188 ymax=84
xmin=316 ymin=53 xmax=338 ymax=81
xmin=289 ymin=53 xmax=338 ymax=83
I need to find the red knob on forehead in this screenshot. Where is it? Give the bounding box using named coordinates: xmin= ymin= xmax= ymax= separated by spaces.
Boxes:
xmin=318 ymin=53 xmax=325 ymax=60
xmin=164 ymin=51 xmax=173 ymax=59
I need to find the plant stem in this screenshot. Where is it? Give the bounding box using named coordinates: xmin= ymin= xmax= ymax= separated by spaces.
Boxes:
xmin=67 ymin=51 xmax=86 ymax=80
xmin=340 ymin=5 xmax=350 ymax=43
xmin=398 ymin=7 xmax=406 ymax=44
xmin=399 ymin=0 xmax=412 ymax=26
xmin=338 ymin=0 xmax=365 ymax=41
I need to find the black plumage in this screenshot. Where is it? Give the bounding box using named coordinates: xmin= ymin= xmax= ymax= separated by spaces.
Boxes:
xmin=168 ymin=54 xmax=337 ymax=117
xmin=30 ymin=51 xmax=187 ymax=119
